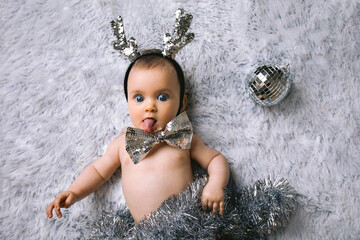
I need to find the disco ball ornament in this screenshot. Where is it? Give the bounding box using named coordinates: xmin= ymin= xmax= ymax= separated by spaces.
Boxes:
xmin=245 ymin=64 xmax=292 ymax=106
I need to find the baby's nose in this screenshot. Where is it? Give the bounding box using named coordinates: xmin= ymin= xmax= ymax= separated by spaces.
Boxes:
xmin=145 ymin=100 xmax=157 ymax=112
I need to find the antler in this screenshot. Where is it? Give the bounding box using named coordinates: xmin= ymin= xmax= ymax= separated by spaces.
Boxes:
xmin=111 ymin=16 xmax=141 ymax=62
xmin=162 ymin=8 xmax=195 ymax=59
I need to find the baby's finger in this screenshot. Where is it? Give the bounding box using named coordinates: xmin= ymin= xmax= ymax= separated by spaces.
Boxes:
xmin=202 ymin=198 xmax=208 ymax=210
xmin=212 ymin=202 xmax=219 ymax=215
xmin=54 ymin=196 xmax=64 ymax=218
xmin=54 ymin=206 xmax=62 ymax=218
xmin=219 ymin=201 xmax=225 ymax=215
xmin=54 ymin=194 xmax=63 ymax=208
xmin=64 ymin=194 xmax=75 ymax=208
xmin=46 ymin=202 xmax=54 ymax=218
xmin=207 ymin=200 xmax=213 ymax=210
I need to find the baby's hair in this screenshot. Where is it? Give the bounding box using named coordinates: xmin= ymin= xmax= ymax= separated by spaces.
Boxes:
xmin=123 ymin=49 xmax=186 ymax=115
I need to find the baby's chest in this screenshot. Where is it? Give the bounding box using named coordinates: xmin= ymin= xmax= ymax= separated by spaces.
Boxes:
xmin=121 ymin=143 xmax=190 ymax=169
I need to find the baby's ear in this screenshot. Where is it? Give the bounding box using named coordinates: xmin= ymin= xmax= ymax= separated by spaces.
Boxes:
xmin=180 ymin=95 xmax=188 ymax=112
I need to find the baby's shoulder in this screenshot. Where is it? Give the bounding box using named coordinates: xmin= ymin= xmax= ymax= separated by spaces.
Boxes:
xmin=107 ymin=134 xmax=125 ymax=151
xmin=114 ymin=133 xmax=126 ymax=145
xmin=191 ymin=134 xmax=205 ymax=147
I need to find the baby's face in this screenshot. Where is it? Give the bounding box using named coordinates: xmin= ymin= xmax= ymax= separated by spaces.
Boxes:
xmin=127 ymin=65 xmax=181 ymax=133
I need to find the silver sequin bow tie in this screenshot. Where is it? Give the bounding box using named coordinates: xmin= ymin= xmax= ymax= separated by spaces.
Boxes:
xmin=125 ymin=112 xmax=193 ymax=164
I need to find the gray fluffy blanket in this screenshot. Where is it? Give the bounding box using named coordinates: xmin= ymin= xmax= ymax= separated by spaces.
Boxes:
xmin=1 ymin=0 xmax=359 ymax=239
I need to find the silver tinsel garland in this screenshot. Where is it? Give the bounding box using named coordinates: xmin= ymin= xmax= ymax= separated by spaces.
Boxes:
xmin=80 ymin=173 xmax=297 ymax=239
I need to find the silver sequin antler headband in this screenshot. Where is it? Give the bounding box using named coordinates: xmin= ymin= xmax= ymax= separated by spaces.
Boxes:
xmin=162 ymin=9 xmax=194 ymax=59
xmin=111 ymin=8 xmax=194 ymax=61
xmin=111 ymin=16 xmax=141 ymax=62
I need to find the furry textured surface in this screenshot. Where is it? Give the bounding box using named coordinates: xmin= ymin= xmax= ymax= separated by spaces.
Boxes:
xmin=1 ymin=0 xmax=359 ymax=239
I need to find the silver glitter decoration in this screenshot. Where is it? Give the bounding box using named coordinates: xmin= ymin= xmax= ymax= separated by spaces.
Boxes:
xmin=111 ymin=9 xmax=194 ymax=62
xmin=162 ymin=8 xmax=195 ymax=59
xmin=125 ymin=112 xmax=193 ymax=164
xmin=246 ymin=64 xmax=292 ymax=106
xmin=238 ymin=175 xmax=298 ymax=237
xmin=111 ymin=16 xmax=141 ymax=62
xmin=83 ymin=175 xmax=298 ymax=239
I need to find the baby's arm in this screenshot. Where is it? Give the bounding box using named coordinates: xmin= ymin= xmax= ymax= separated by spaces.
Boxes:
xmin=190 ymin=135 xmax=229 ymax=215
xmin=46 ymin=136 xmax=122 ymax=218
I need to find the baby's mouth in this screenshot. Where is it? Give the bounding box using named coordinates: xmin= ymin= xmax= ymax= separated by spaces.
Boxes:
xmin=142 ymin=118 xmax=157 ymax=133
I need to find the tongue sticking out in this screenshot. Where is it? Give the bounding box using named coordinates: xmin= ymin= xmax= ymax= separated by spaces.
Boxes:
xmin=142 ymin=118 xmax=157 ymax=133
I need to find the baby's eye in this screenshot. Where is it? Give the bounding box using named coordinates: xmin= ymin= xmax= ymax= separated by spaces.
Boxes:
xmin=135 ymin=95 xmax=144 ymax=102
xmin=157 ymin=94 xmax=168 ymax=101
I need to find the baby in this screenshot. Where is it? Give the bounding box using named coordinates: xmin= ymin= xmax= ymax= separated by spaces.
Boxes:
xmin=46 ymin=51 xmax=230 ymax=223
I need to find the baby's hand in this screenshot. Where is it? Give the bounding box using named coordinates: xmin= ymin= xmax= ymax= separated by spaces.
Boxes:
xmin=46 ymin=191 xmax=78 ymax=218
xmin=201 ymin=182 xmax=225 ymax=215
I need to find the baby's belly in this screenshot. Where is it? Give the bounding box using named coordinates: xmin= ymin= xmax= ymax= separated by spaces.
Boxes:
xmin=121 ymin=149 xmax=193 ymax=223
